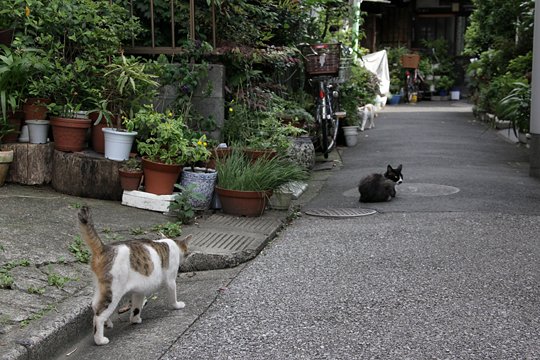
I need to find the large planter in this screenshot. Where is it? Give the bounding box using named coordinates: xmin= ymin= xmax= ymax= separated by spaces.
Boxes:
xmin=342 ymin=126 xmax=359 ymax=147
xmin=102 ymin=128 xmax=137 ymax=161
xmin=215 ymin=186 xmax=271 ymax=217
xmin=50 ymin=116 xmax=91 ymax=152
xmin=0 ymin=149 xmax=14 ymax=186
xmin=180 ymin=167 xmax=218 ymax=210
xmin=389 ymin=94 xmax=401 ymax=105
xmin=23 ymin=98 xmax=49 ymax=120
xmin=269 ymin=188 xmax=293 ymax=210
xmin=142 ymin=157 xmax=182 ymax=195
xmin=26 ymin=120 xmax=50 ymax=144
xmin=118 ymin=169 xmax=143 ymax=191
xmin=287 ymin=136 xmax=315 ymax=170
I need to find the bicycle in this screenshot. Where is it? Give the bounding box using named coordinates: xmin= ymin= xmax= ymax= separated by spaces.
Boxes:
xmin=300 ymin=43 xmax=344 ymax=158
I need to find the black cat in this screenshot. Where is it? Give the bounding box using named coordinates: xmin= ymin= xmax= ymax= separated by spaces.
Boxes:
xmin=358 ymin=165 xmax=403 ymax=203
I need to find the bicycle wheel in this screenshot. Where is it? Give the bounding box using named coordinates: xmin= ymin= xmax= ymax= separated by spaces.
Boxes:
xmin=321 ymin=103 xmax=339 ymax=158
xmin=315 ymin=102 xmax=329 ymax=156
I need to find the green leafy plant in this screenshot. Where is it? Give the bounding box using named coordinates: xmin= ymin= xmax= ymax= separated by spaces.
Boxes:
xmin=20 ymin=304 xmax=56 ymax=328
xmin=496 ymin=82 xmax=531 ymax=135
xmin=27 ymin=286 xmax=45 ymax=295
xmin=47 ymin=269 xmax=72 ymax=289
xmin=340 ymin=63 xmax=380 ymax=126
xmin=215 ymin=148 xmax=309 ymax=192
xmin=0 ymin=45 xmax=33 ymax=122
xmin=100 ymin=54 xmax=160 ymax=128
xmin=125 ymin=105 xmax=190 ymax=165
xmin=130 ymin=227 xmax=146 ymax=235
xmin=436 ymin=76 xmax=454 ymax=93
xmin=0 ymin=259 xmax=30 ymax=289
xmin=0 ymin=273 xmax=14 ymax=289
xmin=169 ymin=183 xmax=205 ymax=224
xmin=119 ymin=157 xmax=142 ymax=173
xmin=152 ymin=222 xmax=183 ymax=238
xmin=68 ymin=235 xmax=90 ymax=264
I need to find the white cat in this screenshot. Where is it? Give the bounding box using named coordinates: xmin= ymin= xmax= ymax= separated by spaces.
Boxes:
xmin=358 ymin=103 xmax=377 ymax=131
xmin=78 ymin=206 xmax=191 ymax=345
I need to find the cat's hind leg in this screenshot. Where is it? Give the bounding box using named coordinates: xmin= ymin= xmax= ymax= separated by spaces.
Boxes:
xmin=93 ymin=300 xmax=120 ymax=346
xmin=130 ymin=293 xmax=145 ymax=324
xmin=166 ymin=278 xmax=185 ymax=309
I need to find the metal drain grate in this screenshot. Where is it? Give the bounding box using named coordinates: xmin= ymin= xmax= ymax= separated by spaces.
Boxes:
xmin=304 ymin=208 xmax=377 ymax=218
xmin=191 ymin=231 xmax=260 ymax=252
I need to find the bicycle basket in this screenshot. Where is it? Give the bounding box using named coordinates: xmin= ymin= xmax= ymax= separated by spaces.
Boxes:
xmin=400 ymin=54 xmax=420 ymax=69
xmin=300 ymin=43 xmax=341 ymax=76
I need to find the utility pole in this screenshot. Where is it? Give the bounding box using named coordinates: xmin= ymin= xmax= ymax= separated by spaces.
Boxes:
xmin=530 ymin=0 xmax=540 ymax=178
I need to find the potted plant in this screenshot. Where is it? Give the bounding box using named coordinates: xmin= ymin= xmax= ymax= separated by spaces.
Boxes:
xmin=97 ymin=54 xmax=160 ymax=161
xmin=179 ymin=134 xmax=215 ymax=210
xmin=0 ymin=148 xmax=13 ymax=186
xmin=496 ymin=82 xmax=531 ymax=142
xmin=22 ymin=54 xmax=55 ymax=121
xmin=214 ymin=148 xmax=308 ymax=217
xmin=118 ymin=157 xmax=143 ymax=191
xmin=436 ymin=76 xmax=454 ymax=97
xmin=47 ymin=63 xmax=93 ymax=152
xmin=244 ymin=117 xmax=304 ymax=162
xmin=126 ymin=105 xmax=190 ymax=195
xmin=0 ymin=45 xmax=30 ymax=143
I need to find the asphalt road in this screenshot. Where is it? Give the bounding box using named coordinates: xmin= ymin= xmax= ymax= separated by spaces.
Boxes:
xmin=162 ymin=102 xmax=540 ymax=359
xmin=51 ymin=102 xmax=540 ymax=359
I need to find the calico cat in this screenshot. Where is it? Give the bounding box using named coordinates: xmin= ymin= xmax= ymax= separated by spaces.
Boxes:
xmin=77 ymin=206 xmax=191 ymax=345
xmin=358 ymin=164 xmax=403 ymax=203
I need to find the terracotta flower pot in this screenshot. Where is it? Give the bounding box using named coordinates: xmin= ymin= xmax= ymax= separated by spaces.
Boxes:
xmin=89 ymin=112 xmax=106 ymax=154
xmin=142 ymin=157 xmax=182 ymax=195
xmin=215 ymin=186 xmax=272 ymax=217
xmin=243 ymin=148 xmax=277 ymax=163
xmin=1 ymin=112 xmax=24 ymax=143
xmin=118 ymin=169 xmax=143 ymax=191
xmin=50 ymin=116 xmax=91 ymax=152
xmin=22 ymin=98 xmax=50 ymax=120
xmin=207 ymin=147 xmax=232 ymax=169
xmin=0 ymin=149 xmax=14 ymax=187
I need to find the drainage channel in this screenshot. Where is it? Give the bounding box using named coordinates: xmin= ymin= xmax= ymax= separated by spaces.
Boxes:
xmin=304 ymin=208 xmax=377 ymax=218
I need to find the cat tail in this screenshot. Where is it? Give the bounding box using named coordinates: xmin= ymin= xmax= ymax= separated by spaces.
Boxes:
xmin=174 ymin=234 xmax=192 ymax=256
xmin=77 ymin=206 xmax=104 ymax=255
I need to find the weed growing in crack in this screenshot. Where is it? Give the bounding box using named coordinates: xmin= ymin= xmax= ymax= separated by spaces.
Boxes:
xmin=68 ymin=235 xmax=90 ymax=264
xmin=0 ymin=259 xmax=31 ymax=289
xmin=20 ymin=304 xmax=57 ymax=327
xmin=27 ymin=286 xmax=46 ymax=295
xmin=46 ymin=268 xmax=73 ymax=289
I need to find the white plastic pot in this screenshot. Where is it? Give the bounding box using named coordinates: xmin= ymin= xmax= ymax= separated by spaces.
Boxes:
xmin=25 ymin=120 xmax=50 ymax=144
xmin=342 ymin=126 xmax=359 ymax=147
xmin=102 ymin=128 xmax=137 ymax=161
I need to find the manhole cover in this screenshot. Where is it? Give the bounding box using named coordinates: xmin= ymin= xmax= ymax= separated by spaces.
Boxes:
xmin=398 ymin=183 xmax=460 ymax=196
xmin=304 ymin=208 xmax=377 ymax=218
xmin=342 ymin=183 xmax=460 ymax=198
